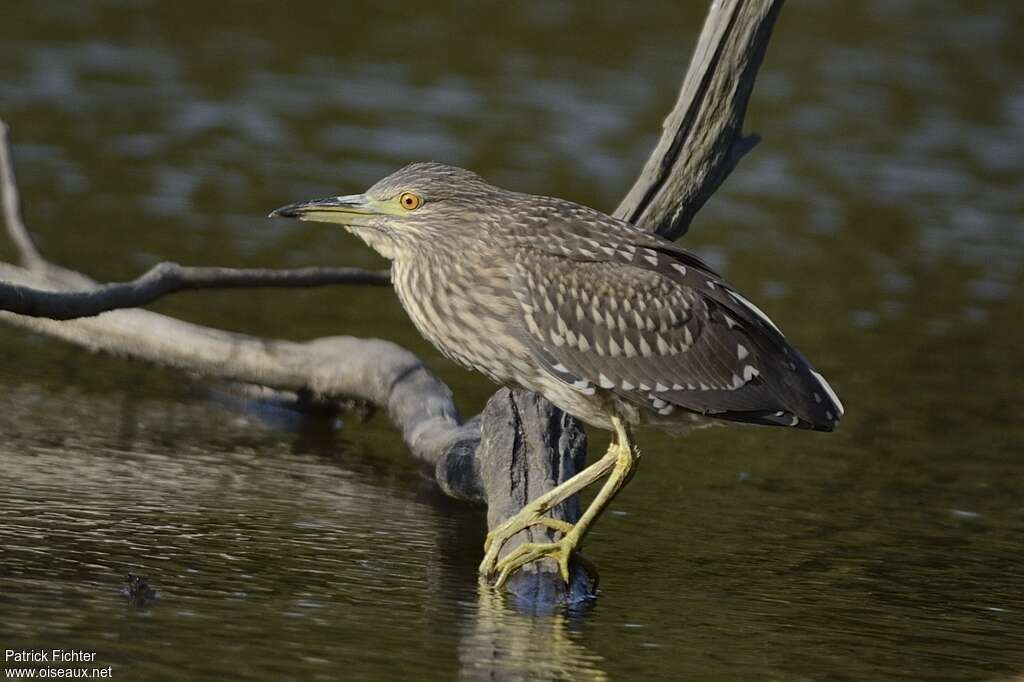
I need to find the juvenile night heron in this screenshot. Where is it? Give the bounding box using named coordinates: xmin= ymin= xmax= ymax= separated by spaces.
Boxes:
xmin=271 ymin=163 xmax=843 ymax=587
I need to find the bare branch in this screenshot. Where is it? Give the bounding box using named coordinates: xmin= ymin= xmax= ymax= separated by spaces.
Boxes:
xmin=0 ymin=260 xmax=479 ymax=496
xmin=0 ymin=262 xmax=390 ymax=320
xmin=0 ymin=121 xmax=45 ymax=268
xmin=614 ymin=0 xmax=783 ymax=239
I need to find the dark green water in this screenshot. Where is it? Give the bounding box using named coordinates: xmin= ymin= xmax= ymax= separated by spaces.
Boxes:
xmin=1 ymin=2 xmax=1022 ymax=680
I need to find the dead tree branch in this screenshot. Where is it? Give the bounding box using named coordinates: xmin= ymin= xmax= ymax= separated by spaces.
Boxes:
xmin=0 ymin=262 xmax=389 ymax=319
xmin=0 ymin=261 xmax=481 ymax=499
xmin=0 ymin=0 xmax=783 ymax=607
xmin=0 ymin=121 xmax=44 ymax=269
xmin=615 ymin=0 xmax=783 ymax=239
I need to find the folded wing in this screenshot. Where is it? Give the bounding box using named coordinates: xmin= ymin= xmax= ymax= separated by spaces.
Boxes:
xmin=509 ymin=223 xmax=843 ymax=431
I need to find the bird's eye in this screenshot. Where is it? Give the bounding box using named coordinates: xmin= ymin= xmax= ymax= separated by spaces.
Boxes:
xmin=398 ymin=192 xmax=422 ymax=210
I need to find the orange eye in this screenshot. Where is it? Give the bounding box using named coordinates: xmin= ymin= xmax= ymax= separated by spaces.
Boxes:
xmin=398 ymin=192 xmax=422 ymax=210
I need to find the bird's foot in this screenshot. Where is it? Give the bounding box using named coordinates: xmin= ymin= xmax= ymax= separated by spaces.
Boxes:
xmin=479 ymin=511 xmax=572 ymax=579
xmin=482 ymin=515 xmax=572 ymax=553
xmin=480 ymin=512 xmax=598 ymax=589
xmin=491 ymin=535 xmax=581 ymax=589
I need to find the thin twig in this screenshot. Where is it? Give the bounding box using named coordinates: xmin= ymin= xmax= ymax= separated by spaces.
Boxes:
xmin=0 ymin=262 xmax=390 ymax=319
xmin=1 ymin=118 xmax=390 ymax=320
xmin=0 ymin=120 xmax=45 ymax=268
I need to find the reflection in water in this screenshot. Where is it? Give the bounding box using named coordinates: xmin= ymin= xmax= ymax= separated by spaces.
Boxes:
xmin=1 ymin=0 xmax=1023 ymax=679
xmin=460 ymin=586 xmax=607 ymax=681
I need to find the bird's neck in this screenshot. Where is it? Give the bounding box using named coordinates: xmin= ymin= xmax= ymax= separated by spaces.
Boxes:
xmin=344 ymin=225 xmax=401 ymax=260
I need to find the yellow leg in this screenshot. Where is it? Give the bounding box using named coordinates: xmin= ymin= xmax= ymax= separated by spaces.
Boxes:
xmin=479 ymin=416 xmax=639 ymax=587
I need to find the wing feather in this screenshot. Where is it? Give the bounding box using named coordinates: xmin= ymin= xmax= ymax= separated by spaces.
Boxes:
xmin=507 ymin=212 xmax=842 ymax=430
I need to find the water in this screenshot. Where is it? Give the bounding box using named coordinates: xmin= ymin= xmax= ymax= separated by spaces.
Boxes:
xmin=1 ymin=1 xmax=1022 ymax=679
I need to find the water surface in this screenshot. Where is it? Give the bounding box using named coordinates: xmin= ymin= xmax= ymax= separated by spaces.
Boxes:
xmin=1 ymin=1 xmax=1022 ymax=679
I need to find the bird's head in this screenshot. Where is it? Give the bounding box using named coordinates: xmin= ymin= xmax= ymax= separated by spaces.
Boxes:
xmin=270 ymin=162 xmax=497 ymax=260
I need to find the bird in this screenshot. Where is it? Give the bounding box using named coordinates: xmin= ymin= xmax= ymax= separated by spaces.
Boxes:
xmin=270 ymin=162 xmax=844 ymax=588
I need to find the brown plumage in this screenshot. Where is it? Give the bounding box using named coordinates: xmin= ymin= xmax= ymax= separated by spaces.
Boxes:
xmin=271 ymin=162 xmax=844 ymax=587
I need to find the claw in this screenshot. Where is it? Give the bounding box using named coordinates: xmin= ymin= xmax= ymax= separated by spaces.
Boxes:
xmin=480 ymin=513 xmax=578 ymax=574
xmin=492 ymin=538 xmax=578 ymax=588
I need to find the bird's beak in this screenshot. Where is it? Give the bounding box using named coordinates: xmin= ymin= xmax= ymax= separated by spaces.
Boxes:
xmin=268 ymin=193 xmax=381 ymax=225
